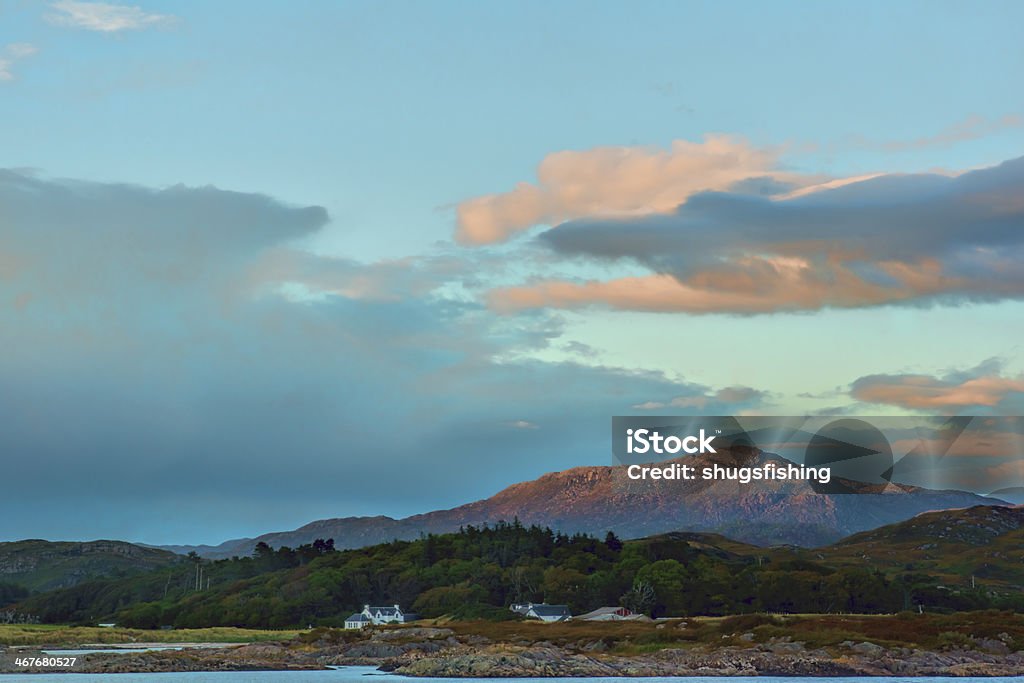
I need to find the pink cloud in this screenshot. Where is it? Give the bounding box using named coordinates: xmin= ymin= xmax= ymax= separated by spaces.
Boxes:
xmin=476 ymin=153 xmax=1024 ymax=315
xmin=455 ymin=135 xmax=817 ymax=245
xmin=852 ymin=373 xmax=1024 ymax=411
xmin=488 ymin=256 xmax=958 ymax=314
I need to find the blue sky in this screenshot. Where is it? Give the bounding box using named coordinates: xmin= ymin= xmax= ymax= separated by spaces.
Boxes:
xmin=6 ymin=0 xmax=1024 ymax=255
xmin=2 ymin=0 xmax=1024 ymax=544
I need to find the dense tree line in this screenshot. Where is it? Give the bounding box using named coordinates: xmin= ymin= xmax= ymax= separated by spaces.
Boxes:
xmin=0 ymin=582 xmax=29 ymax=608
xmin=12 ymin=521 xmax=1023 ymax=628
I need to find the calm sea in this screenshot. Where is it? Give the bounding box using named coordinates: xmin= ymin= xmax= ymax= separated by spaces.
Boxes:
xmin=2 ymin=666 xmax=1024 ymax=682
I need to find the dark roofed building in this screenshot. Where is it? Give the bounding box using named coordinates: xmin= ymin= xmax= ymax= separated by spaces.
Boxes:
xmin=525 ymin=603 xmax=571 ymax=622
xmin=578 ymin=606 xmax=640 ymax=621
xmin=344 ymin=613 xmax=371 ymax=629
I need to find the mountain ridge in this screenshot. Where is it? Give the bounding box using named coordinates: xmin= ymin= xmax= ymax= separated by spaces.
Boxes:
xmin=163 ymin=449 xmax=1008 ymax=558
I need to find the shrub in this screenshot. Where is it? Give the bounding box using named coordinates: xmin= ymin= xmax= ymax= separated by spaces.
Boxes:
xmin=937 ymin=631 xmax=975 ymax=651
xmin=718 ymin=613 xmax=781 ymax=634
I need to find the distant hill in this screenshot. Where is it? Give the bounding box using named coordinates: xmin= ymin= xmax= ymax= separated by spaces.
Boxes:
xmin=989 ymin=487 xmax=1024 ymax=505
xmin=165 ymin=449 xmax=1008 ymax=558
xmin=633 ymin=505 xmax=1024 ymax=591
xmin=804 ymin=503 xmax=1024 ymax=590
xmin=0 ymin=539 xmax=180 ymax=593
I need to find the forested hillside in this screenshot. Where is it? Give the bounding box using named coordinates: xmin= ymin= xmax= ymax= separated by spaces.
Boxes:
xmin=11 ymin=509 xmax=1024 ymax=628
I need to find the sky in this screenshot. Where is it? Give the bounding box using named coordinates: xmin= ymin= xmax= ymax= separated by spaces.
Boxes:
xmin=1 ymin=0 xmax=1023 ymax=545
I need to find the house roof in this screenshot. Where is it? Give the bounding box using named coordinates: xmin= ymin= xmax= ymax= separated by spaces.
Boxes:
xmin=527 ymin=604 xmax=570 ymax=617
xmin=578 ymin=606 xmax=632 ymax=619
xmin=367 ymin=606 xmax=401 ymax=614
xmin=345 ymin=613 xmax=370 ymax=622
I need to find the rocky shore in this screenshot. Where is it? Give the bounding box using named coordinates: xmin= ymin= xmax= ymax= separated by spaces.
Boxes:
xmin=383 ymin=638 xmax=1024 ymax=677
xmin=3 ymin=626 xmax=1024 ymax=676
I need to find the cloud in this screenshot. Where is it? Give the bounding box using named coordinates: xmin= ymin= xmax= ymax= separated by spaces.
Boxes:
xmin=714 ymin=386 xmax=766 ymax=403
xmin=488 ymin=155 xmax=1024 ymax=314
xmin=0 ymin=168 xmax=769 ymax=544
xmin=0 ymin=171 xmax=328 ymax=308
xmin=456 ymin=118 xmax=1019 ymax=247
xmin=489 ymin=261 xmax=961 ymax=314
xmin=249 ymin=248 xmax=463 ymax=303
xmin=851 ymin=363 xmax=1024 ymax=412
xmin=855 ymin=114 xmax=1022 ymax=153
xmin=630 ymin=386 xmax=766 ymax=411
xmin=0 ymin=43 xmax=37 ymax=82
xmin=559 ymin=340 xmax=600 ymax=359
xmin=4 ymin=44 xmax=37 ymax=59
xmin=46 ymin=0 xmax=176 ymax=32
xmin=455 ymin=135 xmax=820 ymax=245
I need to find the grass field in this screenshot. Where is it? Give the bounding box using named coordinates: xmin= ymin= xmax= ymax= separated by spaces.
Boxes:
xmin=439 ymin=611 xmax=1024 ymax=653
xmin=6 ymin=612 xmax=1024 ymax=652
xmin=0 ymin=624 xmax=302 ymax=646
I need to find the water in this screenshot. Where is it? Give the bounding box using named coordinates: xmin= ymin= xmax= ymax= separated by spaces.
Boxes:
xmin=1 ymin=667 xmax=1023 ymax=682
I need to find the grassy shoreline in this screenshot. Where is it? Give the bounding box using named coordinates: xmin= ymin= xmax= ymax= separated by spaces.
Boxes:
xmin=3 ymin=614 xmax=1023 ymax=677
xmin=4 ymin=610 xmax=1023 ymax=653
xmin=0 ymin=624 xmax=301 ymax=647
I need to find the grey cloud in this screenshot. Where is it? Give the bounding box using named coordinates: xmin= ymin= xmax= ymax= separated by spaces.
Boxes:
xmin=630 ymin=384 xmax=768 ymax=411
xmin=562 ymin=340 xmax=600 ymax=358
xmin=0 ymin=171 xmax=328 ymax=310
xmin=714 ymin=386 xmax=767 ymax=403
xmin=0 ymin=170 xmax=757 ymax=545
xmin=810 ymin=404 xmax=864 ymax=416
xmin=0 ymin=171 xmax=327 ymax=251
xmin=726 ymin=175 xmax=801 ymax=197
xmin=521 ymin=156 xmax=1024 ymax=312
xmin=542 ymin=157 xmax=1024 ymax=267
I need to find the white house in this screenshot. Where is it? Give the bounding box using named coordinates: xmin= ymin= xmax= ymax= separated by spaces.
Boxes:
xmin=511 ymin=602 xmax=571 ymax=622
xmin=509 ymin=602 xmax=532 ymax=615
xmin=344 ymin=613 xmax=371 ymax=629
xmin=527 ymin=604 xmax=571 ymax=622
xmin=577 ymin=606 xmax=640 ymax=621
xmin=344 ymin=604 xmax=419 ymax=629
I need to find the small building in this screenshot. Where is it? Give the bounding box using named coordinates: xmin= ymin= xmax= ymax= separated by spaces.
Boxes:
xmin=525 ymin=603 xmax=571 ymax=622
xmin=344 ymin=613 xmax=371 ymax=629
xmin=344 ymin=604 xmax=418 ymax=629
xmin=509 ymin=602 xmax=532 ymax=615
xmin=577 ymin=606 xmax=637 ymax=621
